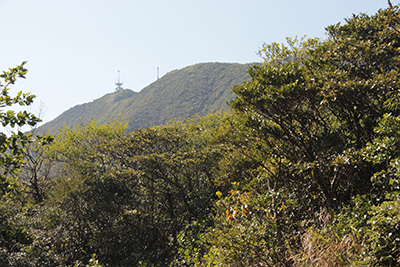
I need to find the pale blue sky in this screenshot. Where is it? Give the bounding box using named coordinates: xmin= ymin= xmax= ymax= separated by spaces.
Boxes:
xmin=0 ymin=0 xmax=395 ymax=126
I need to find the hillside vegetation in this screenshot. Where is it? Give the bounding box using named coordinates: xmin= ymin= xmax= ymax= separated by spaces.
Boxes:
xmin=1 ymin=3 xmax=400 ymax=266
xmin=38 ymin=62 xmax=255 ymax=133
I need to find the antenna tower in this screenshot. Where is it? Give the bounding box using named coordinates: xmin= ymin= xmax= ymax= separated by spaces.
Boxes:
xmin=115 ymin=70 xmax=123 ymax=91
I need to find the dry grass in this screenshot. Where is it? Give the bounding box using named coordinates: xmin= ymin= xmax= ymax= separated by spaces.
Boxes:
xmin=291 ymin=228 xmax=366 ymax=267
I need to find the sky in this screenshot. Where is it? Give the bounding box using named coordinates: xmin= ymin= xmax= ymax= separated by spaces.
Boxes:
xmin=0 ymin=0 xmax=396 ymax=127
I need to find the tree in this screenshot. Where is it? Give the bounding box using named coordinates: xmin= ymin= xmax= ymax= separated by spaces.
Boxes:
xmin=0 ymin=62 xmax=52 ymax=261
xmin=205 ymin=3 xmax=400 ymax=266
xmin=0 ymin=62 xmax=42 ymax=194
xmin=14 ymin=134 xmax=54 ymax=205
xmin=231 ymin=3 xmax=400 ymax=209
xmin=28 ymin=119 xmax=128 ymax=266
xmin=27 ymin=117 xmax=224 ymax=266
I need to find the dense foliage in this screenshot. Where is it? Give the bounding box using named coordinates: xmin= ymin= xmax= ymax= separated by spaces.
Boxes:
xmin=2 ymin=3 xmax=400 ymax=266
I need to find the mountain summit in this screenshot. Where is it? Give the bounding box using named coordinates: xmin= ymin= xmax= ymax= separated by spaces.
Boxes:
xmin=38 ymin=62 xmax=257 ymax=133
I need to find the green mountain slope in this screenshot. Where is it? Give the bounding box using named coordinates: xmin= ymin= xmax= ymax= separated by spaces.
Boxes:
xmin=38 ymin=62 xmax=256 ymax=133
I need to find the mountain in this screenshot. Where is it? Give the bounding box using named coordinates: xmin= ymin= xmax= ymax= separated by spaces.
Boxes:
xmin=38 ymin=62 xmax=257 ymax=134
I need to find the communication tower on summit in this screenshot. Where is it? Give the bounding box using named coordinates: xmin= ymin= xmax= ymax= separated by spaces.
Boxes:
xmin=115 ymin=70 xmax=123 ymax=91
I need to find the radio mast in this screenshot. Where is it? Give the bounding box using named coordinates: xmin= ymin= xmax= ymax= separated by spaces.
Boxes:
xmin=115 ymin=70 xmax=123 ymax=91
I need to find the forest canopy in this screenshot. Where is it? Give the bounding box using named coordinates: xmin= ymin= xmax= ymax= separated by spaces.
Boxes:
xmin=1 ymin=3 xmax=400 ymax=266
